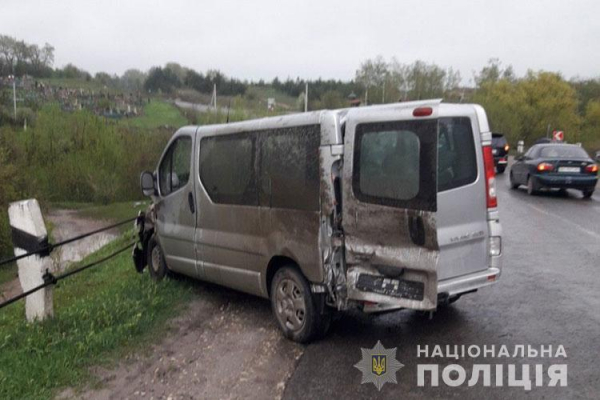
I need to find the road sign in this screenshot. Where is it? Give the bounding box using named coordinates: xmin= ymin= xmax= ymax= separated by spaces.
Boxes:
xmin=553 ymin=130 xmax=564 ymax=141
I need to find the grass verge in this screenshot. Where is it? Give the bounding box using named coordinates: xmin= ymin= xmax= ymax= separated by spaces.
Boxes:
xmin=125 ymin=100 xmax=187 ymax=129
xmin=0 ymin=233 xmax=193 ymax=399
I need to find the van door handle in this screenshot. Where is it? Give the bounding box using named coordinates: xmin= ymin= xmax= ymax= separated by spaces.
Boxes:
xmin=408 ymin=215 xmax=425 ymax=246
xmin=188 ymin=192 xmax=195 ymax=214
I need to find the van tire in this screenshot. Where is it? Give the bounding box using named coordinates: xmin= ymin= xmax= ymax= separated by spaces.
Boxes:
xmin=147 ymin=235 xmax=169 ymax=281
xmin=582 ymin=189 xmax=594 ymax=199
xmin=496 ymin=165 xmax=506 ymax=174
xmin=270 ymin=266 xmax=330 ymax=343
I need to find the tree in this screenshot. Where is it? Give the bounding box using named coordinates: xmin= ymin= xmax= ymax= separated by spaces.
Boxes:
xmin=165 ymin=62 xmax=187 ymax=83
xmin=317 ymin=90 xmax=345 ymax=109
xmin=121 ymin=69 xmax=146 ymax=91
xmin=144 ymin=66 xmax=181 ymax=93
xmin=355 ymin=56 xmax=388 ymax=105
xmin=473 ymin=70 xmax=581 ymax=145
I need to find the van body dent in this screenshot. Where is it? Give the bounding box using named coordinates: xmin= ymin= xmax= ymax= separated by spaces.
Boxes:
xmin=136 ymin=99 xmax=503 ymax=342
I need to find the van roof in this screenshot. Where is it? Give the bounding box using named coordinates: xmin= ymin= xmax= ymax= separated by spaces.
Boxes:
xmin=189 ymin=99 xmax=482 ymax=134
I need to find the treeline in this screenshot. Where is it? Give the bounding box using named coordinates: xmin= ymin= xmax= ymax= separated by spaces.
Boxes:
xmin=0 ymin=35 xmax=55 ymax=77
xmin=471 ymin=59 xmax=600 ymax=148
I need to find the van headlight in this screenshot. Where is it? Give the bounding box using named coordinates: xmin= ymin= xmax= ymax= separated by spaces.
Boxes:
xmin=489 ymin=236 xmax=502 ymax=256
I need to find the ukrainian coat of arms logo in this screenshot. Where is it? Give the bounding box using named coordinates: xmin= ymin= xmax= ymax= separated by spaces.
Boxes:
xmin=354 ymin=340 xmax=404 ymax=391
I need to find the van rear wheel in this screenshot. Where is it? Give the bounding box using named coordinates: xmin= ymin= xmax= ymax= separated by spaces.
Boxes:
xmin=271 ymin=266 xmax=330 ymax=343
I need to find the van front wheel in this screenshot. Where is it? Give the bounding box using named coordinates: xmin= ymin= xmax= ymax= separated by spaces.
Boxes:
xmin=147 ymin=236 xmax=169 ymax=281
xmin=271 ymin=266 xmax=329 ymax=343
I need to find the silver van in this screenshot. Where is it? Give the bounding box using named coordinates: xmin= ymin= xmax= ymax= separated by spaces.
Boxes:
xmin=136 ymin=99 xmax=503 ymax=343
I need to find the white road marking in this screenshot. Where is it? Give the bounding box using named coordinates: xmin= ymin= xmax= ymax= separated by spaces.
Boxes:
xmin=524 ymin=202 xmax=600 ymax=240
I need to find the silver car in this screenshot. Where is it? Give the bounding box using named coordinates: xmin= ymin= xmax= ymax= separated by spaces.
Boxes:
xmin=136 ymin=99 xmax=503 ymax=343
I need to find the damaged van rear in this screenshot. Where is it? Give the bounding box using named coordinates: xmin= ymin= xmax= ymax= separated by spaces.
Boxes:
xmin=135 ymin=99 xmax=503 ymax=343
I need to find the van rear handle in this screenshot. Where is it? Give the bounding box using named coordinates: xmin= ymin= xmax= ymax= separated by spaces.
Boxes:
xmin=408 ymin=215 xmax=425 ymax=246
xmin=188 ymin=193 xmax=195 ymax=214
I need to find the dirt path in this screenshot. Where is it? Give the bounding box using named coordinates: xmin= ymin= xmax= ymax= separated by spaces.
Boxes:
xmin=0 ymin=209 xmax=119 ymax=301
xmin=47 ymin=209 xmax=119 ymax=269
xmin=61 ymin=280 xmax=304 ymax=400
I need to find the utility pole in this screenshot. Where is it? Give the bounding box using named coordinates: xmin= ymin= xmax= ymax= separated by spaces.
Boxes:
xmin=211 ymin=84 xmax=217 ymax=109
xmin=382 ymin=81 xmax=385 ymax=103
xmin=304 ymin=82 xmax=308 ymax=112
xmin=12 ymin=59 xmax=17 ymax=121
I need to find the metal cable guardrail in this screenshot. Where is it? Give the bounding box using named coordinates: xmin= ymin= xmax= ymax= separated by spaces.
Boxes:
xmin=0 ymin=216 xmax=138 ymax=267
xmin=0 ymin=241 xmax=136 ymax=310
xmin=0 ymin=215 xmax=142 ymax=310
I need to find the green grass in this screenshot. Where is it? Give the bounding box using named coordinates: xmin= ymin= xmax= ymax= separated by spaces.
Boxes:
xmin=0 ymin=233 xmax=193 ymax=399
xmin=0 ymin=264 xmax=17 ymax=287
xmin=125 ymin=100 xmax=187 ymax=129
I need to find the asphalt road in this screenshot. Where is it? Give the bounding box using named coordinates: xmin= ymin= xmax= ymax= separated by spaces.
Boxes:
xmin=283 ymin=171 xmax=600 ymax=399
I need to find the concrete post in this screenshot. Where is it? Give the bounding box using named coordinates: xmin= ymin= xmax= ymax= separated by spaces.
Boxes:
xmin=8 ymin=199 xmax=54 ymax=321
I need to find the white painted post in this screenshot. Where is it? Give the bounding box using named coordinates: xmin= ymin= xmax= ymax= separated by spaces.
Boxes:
xmin=8 ymin=199 xmax=54 ymax=321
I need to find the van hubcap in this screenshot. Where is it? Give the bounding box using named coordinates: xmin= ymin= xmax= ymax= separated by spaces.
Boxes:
xmin=275 ymin=278 xmax=306 ymax=331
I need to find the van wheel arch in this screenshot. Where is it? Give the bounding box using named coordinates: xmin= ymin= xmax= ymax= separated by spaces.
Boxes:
xmin=266 ymin=256 xmax=300 ymax=298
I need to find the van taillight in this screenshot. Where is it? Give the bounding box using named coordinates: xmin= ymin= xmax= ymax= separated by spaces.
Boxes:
xmin=504 ymin=144 xmax=510 ymax=152
xmin=585 ymin=164 xmax=598 ymax=173
xmin=482 ymin=146 xmax=497 ymax=208
xmin=413 ymin=107 xmax=433 ymax=117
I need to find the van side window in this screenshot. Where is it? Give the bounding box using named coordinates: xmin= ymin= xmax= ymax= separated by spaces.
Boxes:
xmin=200 ymin=133 xmax=258 ymax=206
xmin=259 ymin=125 xmax=320 ymax=211
xmin=158 ymin=136 xmax=192 ymax=196
xmin=437 ymin=117 xmax=477 ymax=192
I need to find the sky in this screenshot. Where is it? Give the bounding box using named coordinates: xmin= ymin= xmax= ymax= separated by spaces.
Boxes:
xmin=2 ymin=0 xmax=599 ymax=84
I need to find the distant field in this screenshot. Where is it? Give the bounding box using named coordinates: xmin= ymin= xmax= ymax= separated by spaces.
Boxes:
xmin=247 ymin=86 xmax=298 ymax=108
xmin=125 ymin=100 xmax=188 ymax=129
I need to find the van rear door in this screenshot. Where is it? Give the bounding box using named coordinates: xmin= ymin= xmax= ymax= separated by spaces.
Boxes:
xmin=342 ymin=102 xmax=440 ymax=310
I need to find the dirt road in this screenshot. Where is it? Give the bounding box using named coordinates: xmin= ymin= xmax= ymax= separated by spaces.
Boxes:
xmin=65 ymin=280 xmax=303 ymax=400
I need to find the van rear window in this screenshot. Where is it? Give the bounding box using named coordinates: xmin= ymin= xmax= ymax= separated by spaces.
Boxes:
xmin=353 ymin=119 xmax=438 ymax=211
xmin=438 ymin=117 xmax=477 ymax=192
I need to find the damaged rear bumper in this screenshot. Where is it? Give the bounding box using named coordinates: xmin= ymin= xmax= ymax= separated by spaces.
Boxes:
xmin=346 ymin=266 xmax=438 ymax=311
xmin=346 ymin=266 xmax=501 ymax=313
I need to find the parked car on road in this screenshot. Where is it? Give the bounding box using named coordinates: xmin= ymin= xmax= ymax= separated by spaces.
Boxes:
xmin=595 ymin=150 xmax=600 ymax=162
xmin=509 ymin=143 xmax=598 ymax=198
xmin=135 ymin=100 xmax=503 ymax=342
xmin=491 ymin=133 xmax=509 ymax=174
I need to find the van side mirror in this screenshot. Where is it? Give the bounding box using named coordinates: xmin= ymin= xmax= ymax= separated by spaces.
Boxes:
xmin=140 ymin=171 xmax=156 ymax=197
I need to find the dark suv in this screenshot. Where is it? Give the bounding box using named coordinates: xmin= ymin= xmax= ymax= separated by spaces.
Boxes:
xmin=491 ymin=133 xmax=509 ymax=174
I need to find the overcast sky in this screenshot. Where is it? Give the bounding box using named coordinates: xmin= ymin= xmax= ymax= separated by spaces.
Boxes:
xmin=2 ymin=0 xmax=599 ymax=84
